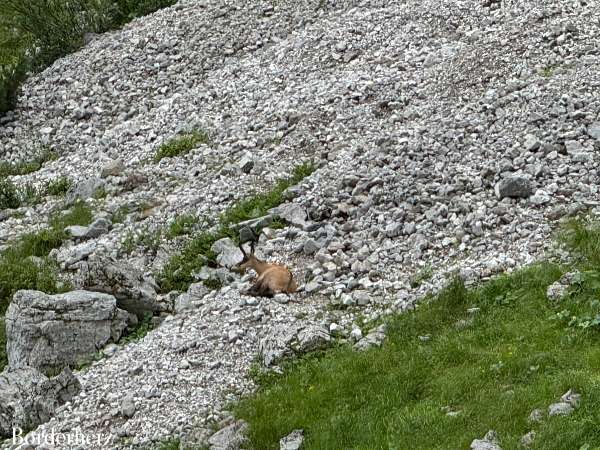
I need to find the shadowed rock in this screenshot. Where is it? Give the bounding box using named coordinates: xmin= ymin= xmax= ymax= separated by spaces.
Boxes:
xmin=0 ymin=367 xmax=80 ymax=438
xmin=73 ymin=255 xmax=160 ymax=319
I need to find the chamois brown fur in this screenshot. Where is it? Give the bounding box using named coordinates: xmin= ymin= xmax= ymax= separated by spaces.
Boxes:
xmin=237 ymin=242 xmax=297 ymax=297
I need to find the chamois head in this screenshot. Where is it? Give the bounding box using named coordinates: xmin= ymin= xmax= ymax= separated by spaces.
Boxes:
xmin=238 ymin=241 xmax=259 ymax=271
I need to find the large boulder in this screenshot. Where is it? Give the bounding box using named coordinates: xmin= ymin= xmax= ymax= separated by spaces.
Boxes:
xmin=0 ymin=367 xmax=80 ymax=438
xmin=211 ymin=238 xmax=244 ymax=269
xmin=73 ymin=255 xmax=160 ymax=318
xmin=269 ymin=203 xmax=308 ymax=227
xmin=6 ymin=290 xmax=129 ymax=372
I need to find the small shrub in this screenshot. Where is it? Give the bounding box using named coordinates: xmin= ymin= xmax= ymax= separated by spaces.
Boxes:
xmin=203 ymin=278 xmax=222 ymax=290
xmin=22 ymin=182 xmax=43 ymax=205
xmin=154 ymin=130 xmax=210 ymax=162
xmin=0 ymin=179 xmax=21 ymax=209
xmin=51 ymin=201 xmax=93 ymax=228
xmin=47 ymin=176 xmax=73 ymax=196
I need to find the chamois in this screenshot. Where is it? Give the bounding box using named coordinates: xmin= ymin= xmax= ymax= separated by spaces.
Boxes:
xmin=237 ymin=241 xmax=297 ymax=297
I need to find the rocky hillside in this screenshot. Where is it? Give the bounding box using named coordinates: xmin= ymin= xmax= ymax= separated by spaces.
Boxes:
xmin=1 ymin=0 xmax=600 ymax=448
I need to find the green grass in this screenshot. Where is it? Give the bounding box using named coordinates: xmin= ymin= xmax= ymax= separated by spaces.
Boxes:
xmin=0 ymin=175 xmax=73 ymax=210
xmin=154 ymin=439 xmax=181 ymax=450
xmin=158 ymin=162 xmax=316 ymax=292
xmin=154 ymin=130 xmax=210 ymax=162
xmin=112 ymin=205 xmax=130 ymax=224
xmin=410 ymin=264 xmax=433 ymax=288
xmin=0 ymin=201 xmax=92 ymax=304
xmin=168 ymin=213 xmax=199 ymax=239
xmin=120 ymin=313 xmax=154 ymax=345
xmin=46 ymin=176 xmax=73 ymax=196
xmin=235 ymin=220 xmax=600 ymax=450
xmin=0 ymin=179 xmax=21 ymax=209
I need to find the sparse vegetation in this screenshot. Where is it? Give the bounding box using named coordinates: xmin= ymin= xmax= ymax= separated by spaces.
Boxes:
xmin=0 ymin=147 xmax=57 ymax=178
xmin=121 ymin=226 xmax=163 ymax=254
xmin=93 ymin=185 xmax=108 ymax=199
xmin=46 ymin=176 xmax=73 ymax=196
xmin=0 ymin=201 xmax=92 ymax=310
xmin=120 ymin=313 xmax=154 ymax=344
xmin=0 ymin=175 xmax=74 ymax=210
xmin=154 ymin=130 xmax=210 ymax=162
xmin=158 ymin=161 xmax=316 ymax=293
xmin=111 ymin=205 xmax=130 ymax=224
xmin=0 ymin=318 xmax=5 ymax=369
xmin=235 ymin=219 xmax=600 ymax=450
xmin=0 ymin=179 xmax=21 ymax=209
xmin=203 ymin=278 xmax=223 ymax=291
xmin=168 ymin=213 xmax=199 ymax=238
xmin=541 ymin=65 xmax=557 ymax=78
xmin=410 ymin=264 xmax=433 ymax=288
xmin=154 ymin=439 xmax=181 ymax=450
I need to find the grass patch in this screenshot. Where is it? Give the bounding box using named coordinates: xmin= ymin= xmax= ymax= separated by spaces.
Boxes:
xmin=410 ymin=264 xmax=433 ymax=288
xmin=0 ymin=179 xmax=21 ymax=209
xmin=0 ymin=201 xmax=92 ymax=311
xmin=154 ymin=439 xmax=181 ymax=450
xmin=158 ymin=161 xmax=316 ymax=292
xmin=235 ymin=219 xmax=600 ymax=450
xmin=120 ymin=313 xmax=154 ymax=345
xmin=0 ymin=176 xmax=73 ymax=209
xmin=47 ymin=176 xmax=73 ymax=196
xmin=93 ymin=185 xmax=108 ymax=199
xmin=112 ymin=205 xmax=130 ymax=224
xmin=154 ymin=130 xmax=210 ymax=162
xmin=167 ymin=213 xmax=199 ymax=238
